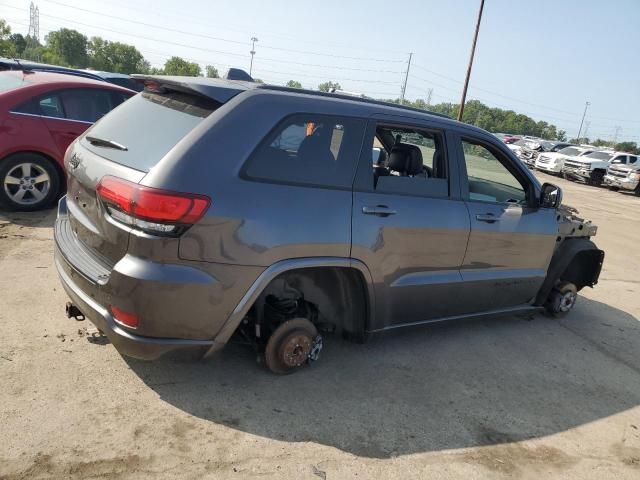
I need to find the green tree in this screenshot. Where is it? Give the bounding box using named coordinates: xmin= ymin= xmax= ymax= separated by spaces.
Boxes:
xmin=286 ymin=80 xmax=302 ymax=88
xmin=9 ymin=33 xmax=26 ymax=56
xmin=162 ymin=56 xmax=201 ymax=76
xmin=318 ymin=81 xmax=341 ymax=92
xmin=0 ymin=19 xmax=16 ymax=57
xmin=45 ymin=28 xmax=88 ymax=67
xmin=614 ymin=141 xmax=639 ymax=154
xmin=205 ymin=65 xmax=219 ymax=78
xmin=87 ymin=37 xmax=148 ymax=73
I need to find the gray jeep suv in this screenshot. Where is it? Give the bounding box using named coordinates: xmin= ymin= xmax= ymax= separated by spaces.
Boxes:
xmin=54 ymin=74 xmax=604 ymax=373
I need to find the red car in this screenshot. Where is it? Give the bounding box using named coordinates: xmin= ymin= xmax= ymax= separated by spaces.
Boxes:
xmin=0 ymin=70 xmax=134 ymax=211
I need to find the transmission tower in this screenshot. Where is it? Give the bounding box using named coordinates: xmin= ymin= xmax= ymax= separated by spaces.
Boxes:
xmin=28 ymin=2 xmax=40 ymax=42
xmin=612 ymin=126 xmax=622 ymax=145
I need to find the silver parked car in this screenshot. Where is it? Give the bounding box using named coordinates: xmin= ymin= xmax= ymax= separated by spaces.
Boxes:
xmin=54 ymin=73 xmax=605 ymax=374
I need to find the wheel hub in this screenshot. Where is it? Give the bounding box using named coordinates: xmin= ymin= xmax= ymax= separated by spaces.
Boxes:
xmin=281 ymin=333 xmax=312 ymax=368
xmin=559 ymin=291 xmax=577 ymax=312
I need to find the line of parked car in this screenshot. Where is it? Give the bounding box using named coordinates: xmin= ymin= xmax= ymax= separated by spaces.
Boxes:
xmin=493 ymin=133 xmax=640 ymax=196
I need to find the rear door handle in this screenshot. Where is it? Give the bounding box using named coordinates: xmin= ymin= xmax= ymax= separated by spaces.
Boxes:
xmin=362 ymin=205 xmax=397 ymax=217
xmin=476 ymin=213 xmax=499 ymax=223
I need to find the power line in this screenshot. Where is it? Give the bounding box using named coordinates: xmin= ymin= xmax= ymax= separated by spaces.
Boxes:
xmin=35 ymin=0 xmax=405 ymax=62
xmin=2 ymin=4 xmax=407 ymax=73
xmin=40 ymin=0 xmax=410 ymax=55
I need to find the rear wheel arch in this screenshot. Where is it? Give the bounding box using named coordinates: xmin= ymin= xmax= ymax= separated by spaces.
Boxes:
xmin=257 ymin=266 xmax=371 ymax=341
xmin=212 ymin=258 xmax=375 ymax=346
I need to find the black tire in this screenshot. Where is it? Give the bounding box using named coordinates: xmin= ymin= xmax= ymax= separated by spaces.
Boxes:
xmin=608 ymin=186 xmax=620 ymax=191
xmin=264 ymin=318 xmax=318 ymax=375
xmin=544 ymin=282 xmax=578 ymax=318
xmin=0 ymin=153 xmax=61 ymax=211
xmin=588 ymin=170 xmax=605 ymax=187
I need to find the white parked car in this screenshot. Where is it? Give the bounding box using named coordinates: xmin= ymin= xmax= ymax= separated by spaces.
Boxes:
xmin=564 ymin=151 xmax=639 ymax=186
xmin=535 ymin=146 xmax=594 ymax=174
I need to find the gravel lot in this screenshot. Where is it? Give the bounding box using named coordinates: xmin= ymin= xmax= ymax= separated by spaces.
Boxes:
xmin=1 ymin=171 xmax=639 ymax=480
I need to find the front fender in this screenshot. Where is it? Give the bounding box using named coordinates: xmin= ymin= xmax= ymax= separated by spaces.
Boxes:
xmin=534 ymin=238 xmax=604 ymax=306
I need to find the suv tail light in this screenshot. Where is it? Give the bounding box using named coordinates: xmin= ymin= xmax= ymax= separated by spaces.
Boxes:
xmin=97 ymin=176 xmax=210 ymax=235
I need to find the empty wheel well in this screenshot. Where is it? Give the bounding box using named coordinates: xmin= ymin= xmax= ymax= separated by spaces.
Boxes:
xmin=559 ymin=249 xmax=604 ymax=291
xmin=251 ymin=267 xmax=369 ymax=342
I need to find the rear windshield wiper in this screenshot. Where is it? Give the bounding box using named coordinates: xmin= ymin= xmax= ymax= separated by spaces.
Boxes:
xmin=85 ymin=135 xmax=128 ymax=151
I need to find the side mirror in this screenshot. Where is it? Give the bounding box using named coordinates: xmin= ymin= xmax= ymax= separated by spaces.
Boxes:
xmin=540 ymin=182 xmax=563 ymax=208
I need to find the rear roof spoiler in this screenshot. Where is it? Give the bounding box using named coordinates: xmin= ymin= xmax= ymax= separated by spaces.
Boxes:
xmin=131 ymin=74 xmax=255 ymax=103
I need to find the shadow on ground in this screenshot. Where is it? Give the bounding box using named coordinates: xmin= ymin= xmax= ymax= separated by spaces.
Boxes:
xmin=126 ymin=297 xmax=640 ymax=458
xmin=0 ymin=207 xmax=56 ymax=228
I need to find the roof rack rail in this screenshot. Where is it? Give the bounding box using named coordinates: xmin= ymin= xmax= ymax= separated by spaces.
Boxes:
xmin=257 ymin=84 xmax=452 ymax=119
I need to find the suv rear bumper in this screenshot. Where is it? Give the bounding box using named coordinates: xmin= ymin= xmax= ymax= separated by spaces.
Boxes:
xmin=53 ymin=196 xmax=221 ymax=360
xmin=55 ymin=252 xmax=214 ymax=359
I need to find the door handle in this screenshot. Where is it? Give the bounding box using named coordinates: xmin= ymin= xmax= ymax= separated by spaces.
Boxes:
xmin=362 ymin=205 xmax=397 ymax=217
xmin=476 ymin=213 xmax=500 ymax=223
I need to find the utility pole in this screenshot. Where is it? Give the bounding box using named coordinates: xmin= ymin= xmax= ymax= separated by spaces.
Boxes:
xmin=426 ymin=88 xmax=433 ymax=107
xmin=458 ymin=0 xmax=485 ymax=121
xmin=249 ymin=36 xmax=258 ymax=76
xmin=400 ymin=52 xmax=413 ymax=104
xmin=576 ymin=101 xmax=590 ymax=142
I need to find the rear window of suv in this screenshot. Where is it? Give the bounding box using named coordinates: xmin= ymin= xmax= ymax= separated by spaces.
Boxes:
xmin=83 ymin=91 xmax=219 ymax=172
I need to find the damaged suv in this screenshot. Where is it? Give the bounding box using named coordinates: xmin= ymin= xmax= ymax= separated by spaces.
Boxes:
xmin=54 ymin=74 xmax=605 ymax=374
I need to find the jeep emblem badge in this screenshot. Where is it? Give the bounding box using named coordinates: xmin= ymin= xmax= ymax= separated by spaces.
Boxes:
xmin=69 ymin=153 xmax=81 ymax=170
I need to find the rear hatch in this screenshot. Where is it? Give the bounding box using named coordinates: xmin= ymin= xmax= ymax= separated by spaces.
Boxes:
xmin=63 ymin=84 xmax=234 ymax=269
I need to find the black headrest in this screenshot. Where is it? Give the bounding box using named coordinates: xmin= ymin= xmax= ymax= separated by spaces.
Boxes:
xmin=376 ymin=149 xmax=388 ymax=166
xmin=387 ymin=144 xmax=423 ymax=175
xmin=298 ymin=134 xmax=335 ymax=165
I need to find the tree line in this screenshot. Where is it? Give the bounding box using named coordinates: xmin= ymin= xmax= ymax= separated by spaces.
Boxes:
xmin=1 ymin=19 xmax=637 ymax=152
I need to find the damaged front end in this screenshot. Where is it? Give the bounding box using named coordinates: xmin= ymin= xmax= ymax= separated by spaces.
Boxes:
xmin=534 ymin=205 xmax=605 ymax=308
xmin=557 ymin=205 xmax=598 ymax=240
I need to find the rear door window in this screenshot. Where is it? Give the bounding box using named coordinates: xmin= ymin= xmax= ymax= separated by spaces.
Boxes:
xmin=39 ymin=95 xmax=65 ymax=118
xmin=83 ymin=91 xmax=219 ymax=172
xmin=244 ymin=114 xmax=366 ymax=189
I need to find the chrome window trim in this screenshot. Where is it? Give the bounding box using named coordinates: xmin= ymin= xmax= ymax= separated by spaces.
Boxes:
xmin=9 ymin=110 xmax=94 ymax=125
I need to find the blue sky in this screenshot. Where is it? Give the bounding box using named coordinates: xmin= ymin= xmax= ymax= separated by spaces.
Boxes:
xmin=2 ymin=0 xmax=639 ymax=140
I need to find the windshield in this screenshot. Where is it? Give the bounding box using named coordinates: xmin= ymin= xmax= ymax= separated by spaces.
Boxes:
xmin=558 ymin=147 xmax=582 ymax=157
xmin=585 ymin=151 xmax=614 ymax=160
xmin=0 ymin=72 xmax=30 ymax=93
